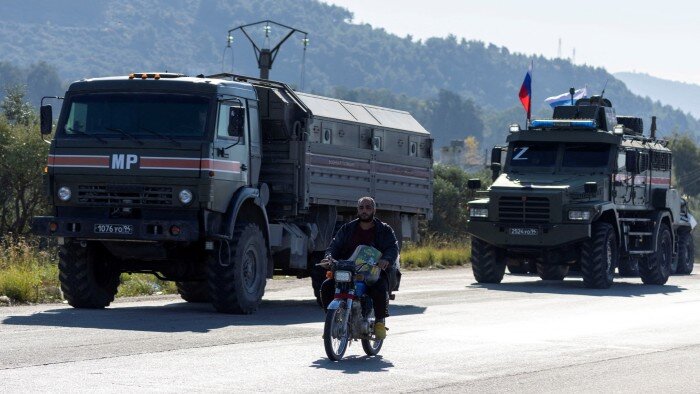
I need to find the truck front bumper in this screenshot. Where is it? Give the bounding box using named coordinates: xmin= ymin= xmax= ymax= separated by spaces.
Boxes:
xmin=32 ymin=216 xmax=200 ymax=242
xmin=468 ymin=221 xmax=590 ymax=249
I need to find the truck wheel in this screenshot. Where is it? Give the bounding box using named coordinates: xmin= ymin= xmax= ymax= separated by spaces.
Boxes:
xmin=580 ymin=222 xmax=617 ymax=289
xmin=536 ymin=263 xmax=569 ymax=280
xmin=640 ymin=224 xmax=672 ymax=285
xmin=675 ymin=231 xmax=694 ymax=275
xmin=176 ymin=281 xmax=210 ymax=303
xmin=470 ymin=237 xmax=506 ymax=283
xmin=208 ymin=222 xmax=268 ymax=314
xmin=309 ymin=252 xmax=327 ymax=307
xmin=58 ymin=243 xmax=120 ymax=308
xmin=618 ymin=256 xmax=640 ymax=277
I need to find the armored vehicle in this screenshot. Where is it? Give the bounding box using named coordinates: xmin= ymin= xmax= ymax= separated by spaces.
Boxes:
xmin=467 ymin=96 xmax=696 ymax=288
xmin=33 ymin=73 xmax=433 ymax=313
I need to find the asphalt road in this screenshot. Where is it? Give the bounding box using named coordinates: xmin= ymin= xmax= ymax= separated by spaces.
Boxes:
xmin=1 ymin=266 xmax=699 ymax=393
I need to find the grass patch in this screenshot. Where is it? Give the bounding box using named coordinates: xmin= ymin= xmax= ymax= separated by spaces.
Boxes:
xmin=0 ymin=236 xmax=178 ymax=304
xmin=117 ymin=274 xmax=178 ymax=298
xmin=401 ymin=237 xmax=471 ymax=269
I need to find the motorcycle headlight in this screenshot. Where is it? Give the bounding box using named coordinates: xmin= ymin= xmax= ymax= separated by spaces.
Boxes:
xmin=334 ymin=270 xmax=352 ymax=282
xmin=469 ymin=207 xmax=488 ymax=218
xmin=178 ymin=189 xmax=193 ymax=205
xmin=57 ymin=186 xmax=72 ymax=202
xmin=568 ymin=210 xmax=591 ymax=221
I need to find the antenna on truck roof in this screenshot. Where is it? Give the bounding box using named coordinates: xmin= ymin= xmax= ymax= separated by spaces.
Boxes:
xmin=225 ymin=20 xmax=309 ymax=89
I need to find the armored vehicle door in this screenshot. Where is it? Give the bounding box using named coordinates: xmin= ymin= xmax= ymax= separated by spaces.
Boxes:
xmin=634 ymin=150 xmax=650 ymax=206
xmin=211 ymin=99 xmax=250 ymax=208
xmin=613 ymin=149 xmax=633 ymax=206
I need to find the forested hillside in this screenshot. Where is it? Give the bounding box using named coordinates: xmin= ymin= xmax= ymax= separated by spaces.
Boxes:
xmin=1 ymin=0 xmax=698 ymax=147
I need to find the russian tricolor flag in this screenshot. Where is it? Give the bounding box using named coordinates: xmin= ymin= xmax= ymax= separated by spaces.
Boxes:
xmin=519 ymin=62 xmax=533 ymax=121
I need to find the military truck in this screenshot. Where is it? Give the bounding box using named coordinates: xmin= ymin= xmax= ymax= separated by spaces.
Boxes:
xmin=466 ymin=96 xmax=696 ymax=288
xmin=33 ymin=72 xmax=433 ymax=313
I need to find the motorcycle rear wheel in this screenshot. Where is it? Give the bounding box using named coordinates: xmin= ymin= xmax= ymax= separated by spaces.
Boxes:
xmin=324 ymin=307 xmax=349 ymax=361
xmin=361 ymin=309 xmax=384 ymax=356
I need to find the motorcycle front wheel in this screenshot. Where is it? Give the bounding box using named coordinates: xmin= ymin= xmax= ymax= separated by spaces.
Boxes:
xmin=361 ymin=309 xmax=383 ymax=356
xmin=324 ymin=307 xmax=349 ymax=361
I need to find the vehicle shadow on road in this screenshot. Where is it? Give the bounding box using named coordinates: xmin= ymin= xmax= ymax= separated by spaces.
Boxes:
xmin=472 ymin=279 xmax=686 ymax=297
xmin=1 ymin=299 xmax=426 ymax=333
xmin=310 ymin=355 xmax=394 ymax=373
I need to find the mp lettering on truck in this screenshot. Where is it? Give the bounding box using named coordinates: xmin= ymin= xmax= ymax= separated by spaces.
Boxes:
xmin=111 ymin=154 xmax=139 ymax=169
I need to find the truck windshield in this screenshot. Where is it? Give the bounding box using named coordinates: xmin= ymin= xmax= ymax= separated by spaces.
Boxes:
xmin=60 ymin=93 xmax=210 ymax=139
xmin=562 ymin=143 xmax=611 ymax=167
xmin=509 ymin=142 xmax=558 ymax=168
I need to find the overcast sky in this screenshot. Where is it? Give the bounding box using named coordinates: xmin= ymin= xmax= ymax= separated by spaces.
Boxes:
xmin=323 ymin=0 xmax=700 ymax=85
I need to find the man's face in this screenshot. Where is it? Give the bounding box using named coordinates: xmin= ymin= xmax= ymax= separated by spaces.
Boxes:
xmin=357 ymin=201 xmax=375 ymax=222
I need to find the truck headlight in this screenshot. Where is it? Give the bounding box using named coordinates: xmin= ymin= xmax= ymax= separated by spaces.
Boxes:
xmin=57 ymin=186 xmax=72 ymax=201
xmin=469 ymin=207 xmax=488 ymax=218
xmin=178 ymin=189 xmax=193 ymax=205
xmin=334 ymin=270 xmax=352 ymax=282
xmin=568 ymin=210 xmax=591 ymax=220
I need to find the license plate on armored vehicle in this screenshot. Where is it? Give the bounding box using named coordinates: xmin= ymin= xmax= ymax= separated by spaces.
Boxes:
xmin=508 ymin=227 xmax=538 ymax=236
xmin=94 ymin=224 xmax=134 ymax=235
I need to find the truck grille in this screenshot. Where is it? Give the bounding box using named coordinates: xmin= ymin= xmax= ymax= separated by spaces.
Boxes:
xmin=77 ymin=185 xmax=173 ymax=206
xmin=498 ymin=196 xmax=550 ymax=223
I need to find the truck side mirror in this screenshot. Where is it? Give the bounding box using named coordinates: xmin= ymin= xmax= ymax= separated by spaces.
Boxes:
xmin=40 ymin=105 xmax=53 ymax=135
xmin=490 ymin=146 xmax=502 ymax=165
xmin=467 ymin=179 xmax=482 ymax=190
xmin=625 ymin=151 xmax=639 ymax=173
xmin=228 ymin=106 xmax=245 ymax=138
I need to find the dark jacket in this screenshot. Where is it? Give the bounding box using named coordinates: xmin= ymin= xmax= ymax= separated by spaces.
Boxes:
xmin=325 ymin=217 xmax=401 ymax=291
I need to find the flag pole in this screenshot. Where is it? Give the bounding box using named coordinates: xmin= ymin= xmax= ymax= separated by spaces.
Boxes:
xmin=527 ymin=60 xmax=533 ymax=127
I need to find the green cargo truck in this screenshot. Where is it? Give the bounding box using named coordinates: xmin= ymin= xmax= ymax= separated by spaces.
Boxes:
xmin=467 ymin=96 xmax=695 ymax=288
xmin=33 ymin=72 xmax=433 ymax=313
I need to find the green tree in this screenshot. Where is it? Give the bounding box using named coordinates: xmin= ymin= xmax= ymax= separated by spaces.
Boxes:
xmin=429 ymin=164 xmax=491 ymax=237
xmin=0 ymin=87 xmax=49 ymax=235
xmin=669 ymin=133 xmax=700 ymax=196
xmin=1 ymin=85 xmax=35 ymax=126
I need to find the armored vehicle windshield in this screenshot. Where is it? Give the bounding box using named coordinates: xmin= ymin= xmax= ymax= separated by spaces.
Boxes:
xmin=59 ymin=93 xmax=212 ymax=140
xmin=508 ymin=142 xmax=612 ymax=172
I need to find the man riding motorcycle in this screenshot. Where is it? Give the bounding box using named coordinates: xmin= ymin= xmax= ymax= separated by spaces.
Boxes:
xmin=320 ymin=196 xmax=399 ymax=340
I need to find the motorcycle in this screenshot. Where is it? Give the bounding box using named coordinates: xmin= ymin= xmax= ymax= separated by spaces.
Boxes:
xmin=320 ymin=245 xmax=385 ymax=361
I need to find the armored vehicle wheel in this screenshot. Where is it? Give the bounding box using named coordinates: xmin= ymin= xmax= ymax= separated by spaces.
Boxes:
xmin=618 ymin=256 xmax=640 ymax=277
xmin=58 ymin=242 xmax=120 ymax=309
xmin=176 ymin=281 xmax=210 ymax=303
xmin=640 ymin=225 xmax=672 ymax=285
xmin=470 ymin=237 xmax=506 ymax=283
xmin=208 ymin=222 xmax=268 ymax=314
xmin=580 ymin=222 xmax=617 ymax=289
xmin=675 ymin=231 xmax=694 ymax=275
xmin=536 ymin=263 xmax=569 ymax=280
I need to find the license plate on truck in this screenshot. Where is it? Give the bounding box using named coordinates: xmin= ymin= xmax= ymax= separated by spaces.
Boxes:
xmin=94 ymin=224 xmax=134 ymax=235
xmin=508 ymin=227 xmax=538 ymax=236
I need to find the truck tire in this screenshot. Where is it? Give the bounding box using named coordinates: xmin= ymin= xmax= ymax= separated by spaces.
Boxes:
xmin=470 ymin=237 xmax=506 ymax=283
xmin=309 ymin=251 xmax=327 ymax=307
xmin=580 ymin=222 xmax=617 ymax=289
xmin=640 ymin=224 xmax=672 ymax=285
xmin=536 ymin=263 xmax=569 ymax=280
xmin=208 ymin=222 xmax=268 ymax=314
xmin=618 ymin=256 xmax=640 ymax=277
xmin=176 ymin=281 xmax=210 ymax=303
xmin=58 ymin=243 xmax=120 ymax=308
xmin=675 ymin=231 xmax=694 ymax=275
